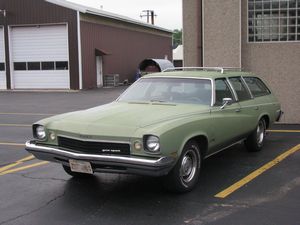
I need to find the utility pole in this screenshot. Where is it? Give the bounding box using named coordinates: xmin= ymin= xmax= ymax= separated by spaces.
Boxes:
xmin=140 ymin=10 xmax=157 ymax=25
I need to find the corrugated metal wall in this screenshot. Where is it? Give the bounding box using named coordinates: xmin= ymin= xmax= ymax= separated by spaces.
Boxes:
xmin=80 ymin=19 xmax=172 ymax=89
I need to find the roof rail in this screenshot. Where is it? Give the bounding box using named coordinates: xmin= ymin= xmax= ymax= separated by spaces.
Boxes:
xmin=162 ymin=67 xmax=242 ymax=74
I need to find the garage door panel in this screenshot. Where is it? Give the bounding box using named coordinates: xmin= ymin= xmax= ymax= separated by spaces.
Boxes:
xmin=0 ymin=75 xmax=6 ymax=89
xmin=11 ymin=25 xmax=68 ymax=62
xmin=14 ymin=71 xmax=70 ymax=89
xmin=11 ymin=25 xmax=70 ymax=89
xmin=0 ymin=27 xmax=6 ymax=90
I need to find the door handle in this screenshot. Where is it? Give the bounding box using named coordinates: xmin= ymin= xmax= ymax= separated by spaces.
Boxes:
xmin=254 ymin=106 xmax=259 ymax=110
xmin=235 ymin=108 xmax=241 ymax=112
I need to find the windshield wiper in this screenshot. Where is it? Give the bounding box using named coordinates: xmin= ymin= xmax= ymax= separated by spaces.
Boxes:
xmin=127 ymin=101 xmax=149 ymax=105
xmin=150 ymin=99 xmax=166 ymax=103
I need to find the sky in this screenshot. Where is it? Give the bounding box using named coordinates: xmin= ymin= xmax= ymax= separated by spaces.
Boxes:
xmin=67 ymin=0 xmax=182 ymax=30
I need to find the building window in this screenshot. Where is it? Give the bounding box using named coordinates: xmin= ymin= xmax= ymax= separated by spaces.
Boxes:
xmin=248 ymin=0 xmax=300 ymax=42
xmin=28 ymin=62 xmax=41 ymax=70
xmin=14 ymin=62 xmax=27 ymax=71
xmin=42 ymin=62 xmax=55 ymax=70
xmin=0 ymin=63 xmax=5 ymax=71
xmin=55 ymin=61 xmax=68 ymax=70
xmin=13 ymin=61 xmax=69 ymax=71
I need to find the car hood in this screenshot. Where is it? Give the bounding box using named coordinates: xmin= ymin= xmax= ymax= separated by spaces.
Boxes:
xmin=45 ymin=101 xmax=210 ymax=138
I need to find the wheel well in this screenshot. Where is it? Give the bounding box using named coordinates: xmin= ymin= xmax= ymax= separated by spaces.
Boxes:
xmin=188 ymin=135 xmax=208 ymax=157
xmin=261 ymin=115 xmax=270 ymax=129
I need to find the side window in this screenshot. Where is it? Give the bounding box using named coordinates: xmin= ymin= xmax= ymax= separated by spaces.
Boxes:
xmin=228 ymin=77 xmax=252 ymax=101
xmin=215 ymin=79 xmax=234 ymax=106
xmin=243 ymin=77 xmax=271 ymax=97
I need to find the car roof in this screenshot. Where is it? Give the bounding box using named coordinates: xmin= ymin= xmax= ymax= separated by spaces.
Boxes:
xmin=144 ymin=70 xmax=255 ymax=80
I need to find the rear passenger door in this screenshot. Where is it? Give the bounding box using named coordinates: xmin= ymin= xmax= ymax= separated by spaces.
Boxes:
xmin=228 ymin=77 xmax=258 ymax=135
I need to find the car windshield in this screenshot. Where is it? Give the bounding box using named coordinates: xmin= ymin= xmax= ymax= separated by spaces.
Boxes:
xmin=118 ymin=77 xmax=212 ymax=105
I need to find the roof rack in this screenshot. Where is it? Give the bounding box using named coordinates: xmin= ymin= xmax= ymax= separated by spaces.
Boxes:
xmin=162 ymin=67 xmax=242 ymax=74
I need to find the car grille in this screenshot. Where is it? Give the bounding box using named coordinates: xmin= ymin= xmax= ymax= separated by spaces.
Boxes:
xmin=58 ymin=136 xmax=130 ymax=156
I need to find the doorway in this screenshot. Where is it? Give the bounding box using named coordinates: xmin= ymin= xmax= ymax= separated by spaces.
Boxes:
xmin=96 ymin=56 xmax=103 ymax=87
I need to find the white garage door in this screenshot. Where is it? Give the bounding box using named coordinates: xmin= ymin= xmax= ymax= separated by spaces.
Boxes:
xmin=0 ymin=27 xmax=6 ymax=90
xmin=10 ymin=25 xmax=70 ymax=89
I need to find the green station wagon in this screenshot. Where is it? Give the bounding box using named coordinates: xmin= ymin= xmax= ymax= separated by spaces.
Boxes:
xmin=25 ymin=67 xmax=282 ymax=192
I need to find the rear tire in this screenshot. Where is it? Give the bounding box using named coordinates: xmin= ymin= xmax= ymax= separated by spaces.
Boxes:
xmin=62 ymin=165 xmax=94 ymax=178
xmin=245 ymin=119 xmax=266 ymax=152
xmin=163 ymin=141 xmax=202 ymax=193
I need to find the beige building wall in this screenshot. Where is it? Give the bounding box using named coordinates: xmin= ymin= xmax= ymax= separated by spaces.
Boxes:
xmin=203 ymin=0 xmax=241 ymax=67
xmin=241 ymin=1 xmax=300 ymax=123
xmin=182 ymin=0 xmax=300 ymax=123
xmin=182 ymin=0 xmax=202 ymax=66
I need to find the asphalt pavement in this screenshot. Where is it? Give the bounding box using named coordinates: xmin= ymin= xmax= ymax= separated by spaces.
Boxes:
xmin=0 ymin=87 xmax=299 ymax=225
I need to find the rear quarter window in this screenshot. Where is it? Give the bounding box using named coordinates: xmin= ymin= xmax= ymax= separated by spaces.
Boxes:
xmin=243 ymin=77 xmax=271 ymax=97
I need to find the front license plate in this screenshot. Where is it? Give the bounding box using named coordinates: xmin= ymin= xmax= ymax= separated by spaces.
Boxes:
xmin=69 ymin=159 xmax=93 ymax=174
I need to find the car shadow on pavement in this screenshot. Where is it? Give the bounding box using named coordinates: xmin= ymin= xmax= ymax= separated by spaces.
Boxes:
xmin=28 ymin=139 xmax=294 ymax=225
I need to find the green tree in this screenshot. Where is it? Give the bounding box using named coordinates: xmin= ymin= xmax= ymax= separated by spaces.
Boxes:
xmin=173 ymin=29 xmax=182 ymax=48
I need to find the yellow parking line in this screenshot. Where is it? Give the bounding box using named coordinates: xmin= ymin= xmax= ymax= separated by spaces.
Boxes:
xmin=0 ymin=161 xmax=48 ymax=176
xmin=0 ymin=142 xmax=25 ymax=147
xmin=0 ymin=162 xmax=20 ymax=173
xmin=16 ymin=155 xmax=34 ymax=162
xmin=0 ymin=123 xmax=31 ymax=127
xmin=215 ymin=144 xmax=300 ymax=199
xmin=0 ymin=155 xmax=34 ymax=173
xmin=267 ymin=130 xmax=300 ymax=133
xmin=0 ymin=112 xmax=54 ymax=116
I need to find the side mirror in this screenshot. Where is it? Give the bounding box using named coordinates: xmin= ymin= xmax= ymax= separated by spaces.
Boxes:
xmin=220 ymin=98 xmax=233 ymax=109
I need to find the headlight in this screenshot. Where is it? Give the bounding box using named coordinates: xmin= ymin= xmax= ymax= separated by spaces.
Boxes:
xmin=34 ymin=125 xmax=46 ymax=140
xmin=145 ymin=135 xmax=160 ymax=153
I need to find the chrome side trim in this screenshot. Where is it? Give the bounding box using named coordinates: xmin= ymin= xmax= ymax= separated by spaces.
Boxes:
xmin=204 ymin=138 xmax=246 ymax=159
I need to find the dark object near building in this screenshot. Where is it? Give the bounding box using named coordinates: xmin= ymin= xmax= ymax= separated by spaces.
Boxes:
xmin=139 ymin=59 xmax=174 ymax=75
xmin=0 ymin=0 xmax=172 ymax=90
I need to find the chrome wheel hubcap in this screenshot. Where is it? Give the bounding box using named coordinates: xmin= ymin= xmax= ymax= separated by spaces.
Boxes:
xmin=180 ymin=150 xmax=197 ymax=185
xmin=256 ymin=121 xmax=265 ymax=146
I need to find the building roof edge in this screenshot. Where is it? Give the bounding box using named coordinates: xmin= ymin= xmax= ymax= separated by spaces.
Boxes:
xmin=45 ymin=0 xmax=173 ymax=34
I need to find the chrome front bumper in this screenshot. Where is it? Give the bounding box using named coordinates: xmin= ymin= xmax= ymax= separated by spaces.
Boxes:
xmin=25 ymin=141 xmax=175 ymax=177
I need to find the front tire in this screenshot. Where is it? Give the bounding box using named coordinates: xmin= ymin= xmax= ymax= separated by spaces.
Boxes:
xmin=163 ymin=141 xmax=202 ymax=193
xmin=245 ymin=119 xmax=266 ymax=152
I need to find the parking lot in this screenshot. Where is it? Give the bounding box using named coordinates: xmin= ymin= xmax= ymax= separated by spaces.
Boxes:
xmin=0 ymin=87 xmax=299 ymax=225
